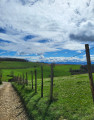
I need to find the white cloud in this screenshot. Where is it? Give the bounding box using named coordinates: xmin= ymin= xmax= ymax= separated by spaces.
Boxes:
xmin=2 ymin=53 xmax=94 ymax=63
xmin=0 ymin=0 xmax=94 ymax=57
xmin=29 ymin=55 xmax=86 ymax=63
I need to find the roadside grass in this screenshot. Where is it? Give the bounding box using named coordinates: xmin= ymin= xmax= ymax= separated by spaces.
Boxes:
xmin=13 ymin=74 xmax=94 ymax=120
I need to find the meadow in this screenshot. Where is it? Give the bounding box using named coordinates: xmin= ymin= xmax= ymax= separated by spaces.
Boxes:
xmin=0 ymin=61 xmax=80 ymax=81
xmin=1 ymin=61 xmax=94 ymax=120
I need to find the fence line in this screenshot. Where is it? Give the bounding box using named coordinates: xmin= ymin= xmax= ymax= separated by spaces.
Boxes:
xmin=12 ymin=44 xmax=94 ymax=102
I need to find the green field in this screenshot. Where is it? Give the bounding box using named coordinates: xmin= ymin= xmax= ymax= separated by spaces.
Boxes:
xmin=13 ymin=74 xmax=94 ymax=120
xmin=1 ymin=61 xmax=94 ymax=120
xmin=0 ymin=61 xmax=80 ymax=82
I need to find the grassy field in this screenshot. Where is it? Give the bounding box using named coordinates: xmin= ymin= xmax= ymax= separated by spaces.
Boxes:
xmin=12 ymin=74 xmax=94 ymax=120
xmin=1 ymin=61 xmax=93 ymax=120
xmin=0 ymin=61 xmax=80 ymax=82
xmin=0 ymin=61 xmax=40 ymax=69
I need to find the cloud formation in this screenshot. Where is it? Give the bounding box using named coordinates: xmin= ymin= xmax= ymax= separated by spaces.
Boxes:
xmin=0 ymin=0 xmax=94 ymax=62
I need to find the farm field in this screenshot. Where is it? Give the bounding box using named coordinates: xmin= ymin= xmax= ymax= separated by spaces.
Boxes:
xmin=0 ymin=61 xmax=80 ymax=82
xmin=1 ymin=61 xmax=94 ymax=120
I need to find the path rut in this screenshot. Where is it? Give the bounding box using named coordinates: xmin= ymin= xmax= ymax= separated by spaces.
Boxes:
xmin=0 ymin=82 xmax=29 ymax=120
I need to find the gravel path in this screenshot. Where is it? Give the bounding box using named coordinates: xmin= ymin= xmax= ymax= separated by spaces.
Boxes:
xmin=0 ymin=82 xmax=29 ymax=120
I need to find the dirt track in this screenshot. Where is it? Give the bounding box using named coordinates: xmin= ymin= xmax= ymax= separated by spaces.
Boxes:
xmin=0 ymin=82 xmax=29 ymax=120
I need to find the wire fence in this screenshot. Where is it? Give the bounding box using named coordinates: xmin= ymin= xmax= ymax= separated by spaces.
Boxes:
xmin=10 ymin=44 xmax=94 ymax=102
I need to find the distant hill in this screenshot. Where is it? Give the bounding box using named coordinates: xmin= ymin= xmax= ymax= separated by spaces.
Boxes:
xmin=0 ymin=58 xmax=28 ymax=62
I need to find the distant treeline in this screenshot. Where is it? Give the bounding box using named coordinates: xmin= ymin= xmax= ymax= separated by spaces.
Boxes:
xmin=70 ymin=65 xmax=94 ymax=75
xmin=0 ymin=58 xmax=28 ymax=62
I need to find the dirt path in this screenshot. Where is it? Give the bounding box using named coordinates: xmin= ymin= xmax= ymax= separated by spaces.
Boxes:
xmin=0 ymin=82 xmax=29 ymax=120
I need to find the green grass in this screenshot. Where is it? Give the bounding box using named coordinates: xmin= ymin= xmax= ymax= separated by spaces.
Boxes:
xmin=0 ymin=61 xmax=41 ymax=69
xmin=2 ymin=61 xmax=92 ymax=120
xmin=0 ymin=61 xmax=80 ymax=82
xmin=12 ymin=74 xmax=94 ymax=120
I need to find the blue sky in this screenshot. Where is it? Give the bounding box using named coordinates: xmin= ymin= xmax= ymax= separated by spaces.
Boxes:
xmin=0 ymin=0 xmax=94 ymax=63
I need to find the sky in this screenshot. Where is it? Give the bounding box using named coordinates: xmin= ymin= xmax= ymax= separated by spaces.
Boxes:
xmin=0 ymin=0 xmax=94 ymax=63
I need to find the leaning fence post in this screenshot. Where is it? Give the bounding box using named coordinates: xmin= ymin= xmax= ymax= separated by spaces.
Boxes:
xmin=31 ymin=71 xmax=33 ymax=89
xmin=41 ymin=65 xmax=43 ymax=97
xmin=50 ymin=63 xmax=54 ymax=102
xmin=35 ymin=69 xmax=37 ymax=93
xmin=85 ymin=44 xmax=94 ymax=102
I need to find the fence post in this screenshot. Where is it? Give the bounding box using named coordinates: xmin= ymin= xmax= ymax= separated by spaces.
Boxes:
xmin=50 ymin=63 xmax=54 ymax=102
xmin=0 ymin=72 xmax=2 ymax=84
xmin=35 ymin=69 xmax=37 ymax=93
xmin=41 ymin=65 xmax=43 ymax=97
xmin=20 ymin=75 xmax=22 ymax=84
xmin=26 ymin=72 xmax=28 ymax=85
xmin=15 ymin=76 xmax=17 ymax=83
xmin=17 ymin=75 xmax=19 ymax=84
xmin=31 ymin=71 xmax=33 ymax=89
xmin=85 ymin=44 xmax=94 ymax=102
xmin=23 ymin=73 xmax=24 ymax=85
xmin=18 ymin=75 xmax=20 ymax=85
xmin=17 ymin=76 xmax=19 ymax=84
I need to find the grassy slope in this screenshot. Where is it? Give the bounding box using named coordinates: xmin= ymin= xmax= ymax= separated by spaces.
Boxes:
xmin=13 ymin=74 xmax=94 ymax=120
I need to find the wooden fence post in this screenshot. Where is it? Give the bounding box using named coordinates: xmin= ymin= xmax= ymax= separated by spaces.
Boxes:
xmin=17 ymin=76 xmax=19 ymax=84
xmin=26 ymin=72 xmax=28 ymax=85
xmin=20 ymin=75 xmax=22 ymax=84
xmin=18 ymin=75 xmax=20 ymax=85
xmin=50 ymin=63 xmax=54 ymax=102
xmin=85 ymin=44 xmax=94 ymax=102
xmin=35 ymin=69 xmax=37 ymax=93
xmin=15 ymin=76 xmax=17 ymax=83
xmin=0 ymin=73 xmax=2 ymax=84
xmin=41 ymin=65 xmax=43 ymax=97
xmin=18 ymin=75 xmax=20 ymax=84
xmin=31 ymin=71 xmax=33 ymax=89
xmin=23 ymin=73 xmax=24 ymax=85
xmin=17 ymin=74 xmax=19 ymax=84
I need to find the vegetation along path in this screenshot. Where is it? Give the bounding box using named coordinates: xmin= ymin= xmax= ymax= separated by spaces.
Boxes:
xmin=0 ymin=82 xmax=29 ymax=120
